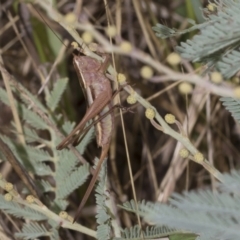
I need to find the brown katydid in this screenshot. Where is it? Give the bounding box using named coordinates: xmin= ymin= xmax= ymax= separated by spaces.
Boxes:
xmin=56 ymin=43 xmax=121 ymax=222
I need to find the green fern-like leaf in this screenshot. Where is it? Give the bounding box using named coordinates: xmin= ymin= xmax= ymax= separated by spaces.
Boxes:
xmin=94 ymin=159 xmax=111 ymax=240
xmin=114 ymin=225 xmax=181 ymax=240
xmin=23 ymin=126 xmax=40 ymax=143
xmin=217 ymin=48 xmax=240 ymax=78
xmin=0 ymin=195 xmax=46 ymax=221
xmin=15 ymin=81 xmax=47 ymax=114
xmin=0 ymin=134 xmax=51 ymax=176
xmin=24 ymin=145 xmax=52 ymax=162
xmin=32 ymin=162 xmax=52 ymax=176
xmin=56 ymin=120 xmax=94 ymax=156
xmin=46 ymin=77 xmax=68 ymax=111
xmin=176 ymin=25 xmax=240 ymax=63
xmin=152 ymin=24 xmax=178 ymax=39
xmin=0 ymin=87 xmax=48 ymax=130
xmin=61 ymin=120 xmax=75 ymax=134
xmin=170 ymin=190 xmax=240 ymax=218
xmin=55 ymin=149 xmax=79 ymax=180
xmin=0 ymin=87 xmax=12 ymax=105
xmin=55 ymin=162 xmax=90 ymax=199
xmin=121 ymin=199 xmax=146 ymax=213
xmin=219 ymin=169 xmax=240 ymax=193
xmin=220 ymin=97 xmax=240 ymax=123
xmin=15 ymin=222 xmax=50 ymax=239
xmin=121 ymin=180 xmax=240 ymax=240
xmin=22 ymin=106 xmax=49 ymax=130
xmin=58 ymin=120 xmax=95 ymax=155
xmin=49 ymin=228 xmax=60 ymax=240
xmin=53 ymin=198 xmax=68 ymax=210
xmin=97 ymin=224 xmax=111 ymax=240
xmin=0 ymin=134 xmax=22 ymax=163
xmin=152 ymin=20 xmax=209 ymax=39
xmin=76 ymin=124 xmax=95 ymax=154
xmin=39 ymin=179 xmax=54 ymax=193
xmin=153 ymin=0 xmax=240 ymax=79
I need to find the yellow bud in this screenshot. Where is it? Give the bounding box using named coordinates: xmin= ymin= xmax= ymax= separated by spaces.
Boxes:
xmin=105 ymin=25 xmax=117 ymax=37
xmin=179 ymin=148 xmax=189 ymax=158
xmin=140 ymin=66 xmax=153 ymax=79
xmin=207 ymin=3 xmax=217 ymax=12
xmin=64 ymin=12 xmax=77 ymax=24
xmin=165 ymin=114 xmax=176 ymax=124
xmin=210 ymin=71 xmax=222 ymax=84
xmin=233 ymin=87 xmax=240 ymax=98
xmin=127 ymin=95 xmax=137 ymax=104
xmin=117 ymin=73 xmax=126 ymax=84
xmin=194 ymin=152 xmax=204 ymax=163
xmin=82 ymin=31 xmax=93 ymax=44
xmin=120 ymin=41 xmax=132 ymax=52
xmin=4 ymin=182 xmax=13 ymax=192
xmin=59 ymin=211 xmax=68 ymax=219
xmin=166 ymin=52 xmax=181 ymax=65
xmin=178 ymin=82 xmax=193 ymax=94
xmin=145 ymin=108 xmax=155 ymax=119
xmin=71 ymin=41 xmax=78 ymax=49
xmin=4 ymin=193 xmax=12 ymax=201
xmin=26 ymin=195 xmax=35 ymax=203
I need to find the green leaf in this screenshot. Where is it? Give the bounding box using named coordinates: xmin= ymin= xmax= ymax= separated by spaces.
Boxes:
xmin=0 ymin=195 xmax=46 ymax=221
xmin=22 ymin=106 xmax=48 ymax=130
xmin=219 ymin=169 xmax=240 ymax=193
xmin=95 ymin=160 xmax=111 ymax=240
xmin=217 ymin=49 xmax=240 ymax=78
xmin=153 ymin=0 xmax=240 ymax=78
xmin=220 ymin=97 xmax=240 ymax=123
xmin=61 ymin=120 xmax=75 ymax=134
xmin=39 ymin=179 xmax=54 ymax=193
xmin=53 ymin=198 xmax=68 ymax=211
xmin=114 ymin=225 xmax=179 ymax=240
xmin=14 ymin=81 xmax=47 ymax=113
xmin=23 ymin=126 xmax=39 ymax=143
xmin=15 ymin=222 xmax=50 ymax=239
xmin=47 ymin=77 xmax=68 ymax=111
xmin=56 ymin=163 xmax=90 ymax=199
xmin=24 ymin=145 xmax=52 ymax=162
xmin=97 ymin=224 xmax=111 ymax=240
xmin=76 ymin=123 xmax=95 ymax=154
xmin=0 ymin=87 xmax=48 ymax=130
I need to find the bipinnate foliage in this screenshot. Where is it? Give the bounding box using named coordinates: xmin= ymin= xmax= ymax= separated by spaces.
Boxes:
xmin=120 ymin=182 xmax=240 ymax=240
xmin=220 ymin=96 xmax=240 ymax=124
xmin=153 ymin=0 xmax=240 ymax=78
xmin=113 ymin=225 xmax=188 ymax=240
xmin=219 ymin=169 xmax=240 ymax=193
xmin=153 ymin=0 xmax=240 ymax=124
xmin=94 ymin=159 xmax=111 ymax=240
xmin=0 ymin=75 xmax=93 ymax=238
xmin=15 ymin=222 xmax=59 ymax=240
xmin=0 ymin=195 xmax=46 ymax=221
